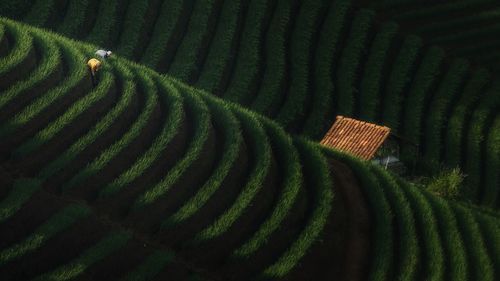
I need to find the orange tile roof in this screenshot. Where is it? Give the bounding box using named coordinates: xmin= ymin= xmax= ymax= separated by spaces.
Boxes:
xmin=320 ymin=116 xmax=391 ymax=160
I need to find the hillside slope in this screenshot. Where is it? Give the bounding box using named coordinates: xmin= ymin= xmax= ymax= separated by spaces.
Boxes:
xmin=0 ymin=0 xmax=498 ymax=208
xmin=363 ymin=0 xmax=500 ymax=74
xmin=0 ymin=18 xmax=499 ymax=281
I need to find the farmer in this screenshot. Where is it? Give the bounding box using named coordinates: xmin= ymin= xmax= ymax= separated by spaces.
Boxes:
xmin=95 ymin=49 xmax=112 ymax=60
xmin=87 ymin=58 xmax=101 ymax=87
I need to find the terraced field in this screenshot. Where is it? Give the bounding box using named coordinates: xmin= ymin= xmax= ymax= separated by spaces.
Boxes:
xmin=0 ymin=19 xmax=340 ymax=280
xmin=0 ymin=17 xmax=499 ymax=281
xmin=326 ymin=149 xmax=500 ymax=281
xmin=364 ymin=0 xmax=500 ymax=73
xmin=1 ymin=0 xmax=498 ymax=208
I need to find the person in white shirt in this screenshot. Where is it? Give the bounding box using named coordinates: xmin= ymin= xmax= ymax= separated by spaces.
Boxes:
xmin=95 ymin=49 xmax=112 ymax=60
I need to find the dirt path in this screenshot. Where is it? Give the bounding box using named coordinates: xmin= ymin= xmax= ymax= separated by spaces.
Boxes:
xmin=330 ymin=159 xmax=371 ymax=281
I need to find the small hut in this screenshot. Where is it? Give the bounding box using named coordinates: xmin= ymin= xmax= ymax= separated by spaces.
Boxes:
xmin=321 ymin=116 xmax=391 ymax=160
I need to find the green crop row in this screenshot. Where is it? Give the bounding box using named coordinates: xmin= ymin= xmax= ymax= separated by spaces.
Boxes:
xmin=250 ymin=0 xmax=293 ymax=116
xmin=195 ymin=0 xmax=243 ymax=94
xmin=482 ymin=115 xmax=500 ymax=207
xmin=453 ymin=204 xmax=494 ymax=281
xmin=122 ymin=250 xmax=174 ymax=281
xmin=358 ymin=21 xmax=398 ymax=122
xmin=380 ymin=35 xmax=422 ymax=132
xmin=421 ymin=190 xmax=463 ymax=280
xmin=13 ymin=58 xmax=114 ymax=158
xmin=135 ymin=86 xmax=211 ymax=207
xmin=161 ymin=90 xmax=242 ymax=227
xmin=431 ymin=23 xmax=500 ymax=45
xmin=335 ymin=9 xmax=374 ymax=117
xmin=397 ymin=179 xmax=445 ymax=280
xmin=422 ymin=59 xmax=469 ymax=168
xmin=444 ymin=68 xmax=490 ymax=167
xmin=140 ymin=0 xmax=187 ymax=68
xmin=86 ymin=0 xmax=120 ymax=46
xmin=98 ymin=77 xmax=183 ymax=198
xmin=223 ymin=0 xmax=269 ymax=105
xmin=0 ymin=178 xmax=41 ymax=223
xmin=233 ymin=117 xmax=302 ymax=258
xmin=302 ymin=0 xmax=351 ymax=138
xmin=38 ymin=60 xmax=136 ymax=180
xmin=0 ymin=23 xmax=33 ymax=90
xmin=464 ymin=84 xmax=500 ymax=200
xmin=57 ymin=0 xmax=89 ymax=37
xmin=60 ymin=67 xmax=153 ymax=192
xmin=401 ymin=46 xmax=444 ymax=159
xmin=324 ymin=148 xmax=393 ymax=281
xmin=0 ymin=0 xmax=31 ymax=20
xmin=275 ymin=0 xmax=329 ymax=130
xmin=370 ymin=166 xmax=418 ymax=280
xmin=32 ymin=231 xmax=131 ymax=281
xmin=23 ymin=0 xmax=56 ymax=27
xmin=0 ymin=38 xmax=86 ymax=139
xmin=391 ymin=0 xmax=496 ymax=21
xmin=193 ymin=108 xmax=272 ymax=242
xmin=116 ymin=0 xmax=151 ymax=58
xmin=474 ymin=213 xmax=500 ymax=272
xmin=168 ymin=0 xmax=220 ymax=81
xmin=261 ymin=139 xmax=333 ymax=278
xmin=413 ymin=7 xmax=500 ymax=35
xmin=0 ymin=33 xmax=60 ymax=111
xmin=0 ymin=204 xmax=90 ymax=266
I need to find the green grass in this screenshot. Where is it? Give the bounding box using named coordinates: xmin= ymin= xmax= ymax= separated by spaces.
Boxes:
xmin=335 ymin=9 xmax=374 ymax=117
xmin=250 ymin=0 xmax=293 ymax=115
xmin=193 ymin=108 xmax=271 ymax=242
xmin=302 ymin=0 xmax=351 ymax=137
xmin=37 ymin=60 xmax=135 ymax=179
xmin=195 ymin=0 xmax=242 ymax=94
xmin=444 ymin=68 xmax=490 ymax=167
xmin=370 ymin=166 xmax=418 ymax=281
xmin=380 ymin=34 xmax=422 ymax=132
xmin=0 ymin=204 xmax=90 ymax=265
xmin=13 ymin=62 xmax=115 ymax=158
xmin=85 ymin=0 xmax=120 ymax=46
xmin=275 ymin=0 xmax=328 ymax=129
xmin=325 ymin=148 xmax=393 ymax=281
xmin=160 ymin=94 xmax=242 ymax=227
xmin=134 ymin=87 xmax=211 ymax=206
xmin=224 ymin=0 xmax=269 ymax=105
xmin=261 ymin=139 xmax=333 ymax=278
xmin=401 ymin=46 xmax=445 ymax=158
xmin=140 ymin=0 xmax=186 ymax=68
xmin=453 ymin=204 xmax=494 ymax=281
xmin=422 ymin=58 xmax=469 ymax=168
xmin=98 ymin=76 xmax=184 ymax=198
xmin=474 ymin=213 xmax=500 ymax=273
xmin=0 ymin=178 xmax=41 ymax=223
xmin=0 ymin=39 xmax=86 ymax=139
xmin=398 ymin=180 xmax=445 ymax=281
xmin=0 ymin=33 xmax=60 ymax=110
xmin=32 ymin=231 xmax=131 ymax=281
xmin=0 ymin=23 xmax=33 ymax=86
xmin=233 ymin=117 xmax=302 ymax=258
xmin=122 ymin=250 xmax=174 ymax=281
xmin=482 ymin=115 xmax=500 ymax=207
xmin=422 ymin=191 xmax=465 ymax=280
xmin=168 ymin=0 xmax=218 ymax=81
xmin=464 ymin=83 xmax=500 ymax=200
xmin=358 ymin=21 xmax=398 ymax=122
xmin=115 ymin=0 xmax=151 ymax=58
xmin=56 ymin=0 xmax=89 ymax=37
xmin=23 ymin=0 xmax=56 ymax=27
xmin=61 ymin=68 xmax=156 ymax=192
